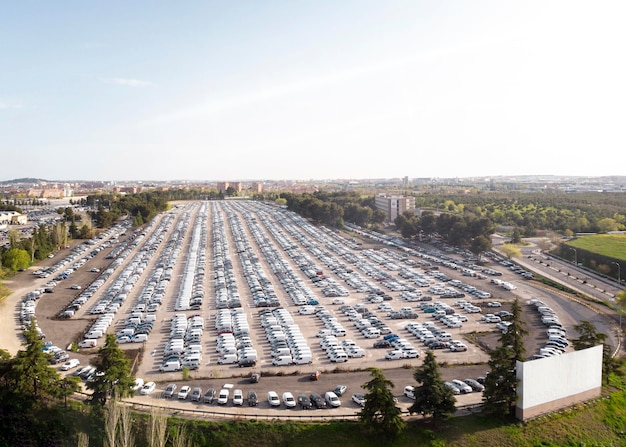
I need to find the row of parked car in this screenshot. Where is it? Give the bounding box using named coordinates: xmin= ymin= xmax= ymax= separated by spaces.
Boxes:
xmin=529 ymin=299 xmax=569 ymax=358
xmin=154 ymin=382 xmax=353 ymax=409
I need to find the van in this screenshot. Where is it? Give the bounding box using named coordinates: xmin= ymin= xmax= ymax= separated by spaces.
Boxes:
xmin=85 ymin=330 xmax=103 ymax=339
xmin=272 ymin=355 xmax=293 ymax=366
xmin=78 ymin=339 xmax=97 ymax=348
xmin=330 ymin=353 xmax=348 ymax=363
xmin=117 ymin=328 xmax=135 ymax=337
xmin=159 ymin=360 xmax=181 ymax=372
xmin=271 ymin=348 xmax=291 ymax=357
xmin=294 ymin=355 xmax=312 ymax=365
xmin=132 ymin=334 xmax=148 ymax=343
xmin=217 ymin=354 xmax=238 ymax=365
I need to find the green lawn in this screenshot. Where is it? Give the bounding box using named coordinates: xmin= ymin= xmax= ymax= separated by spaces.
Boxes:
xmin=566 ymin=234 xmax=626 ymax=261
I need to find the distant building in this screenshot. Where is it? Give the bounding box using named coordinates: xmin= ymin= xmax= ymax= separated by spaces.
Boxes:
xmin=217 ymin=182 xmax=242 ymax=193
xmin=0 ymin=211 xmax=27 ymax=225
xmin=250 ymin=182 xmax=263 ymax=193
xmin=374 ymin=194 xmax=415 ymax=223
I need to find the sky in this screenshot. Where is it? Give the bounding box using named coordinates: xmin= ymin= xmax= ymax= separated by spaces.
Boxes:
xmin=1 ymin=1 xmax=625 ymax=182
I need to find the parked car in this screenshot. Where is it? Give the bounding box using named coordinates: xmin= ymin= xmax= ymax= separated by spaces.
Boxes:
xmin=267 ymin=391 xmax=280 ymax=406
xmin=282 ymin=392 xmax=296 ymax=408
xmin=463 ymin=378 xmax=485 ymax=392
xmin=334 ymin=385 xmax=347 ymax=396
xmin=298 ymin=394 xmax=313 ymax=409
xmin=351 ymin=393 xmax=366 ymax=407
xmin=190 ymin=387 xmax=203 ymax=402
xmin=203 ymin=388 xmax=216 ymax=403
xmin=217 ymin=388 xmax=230 ymax=405
xmin=140 ymin=381 xmax=156 ymax=395
xmin=233 ymin=389 xmax=244 ymax=406
xmin=247 ymin=390 xmax=258 ymax=406
xmin=325 ymin=391 xmax=341 ymax=407
xmin=177 ymin=385 xmax=191 ymax=400
xmin=310 ymin=393 xmax=327 ymax=409
xmin=60 ymin=359 xmax=80 ymax=371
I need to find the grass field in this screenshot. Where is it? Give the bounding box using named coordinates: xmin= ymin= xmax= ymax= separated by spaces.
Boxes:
xmin=566 ymin=234 xmax=626 ymax=261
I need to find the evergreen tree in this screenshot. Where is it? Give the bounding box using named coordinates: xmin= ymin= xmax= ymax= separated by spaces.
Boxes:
xmin=572 ymin=320 xmax=618 ymax=384
xmin=408 ymin=350 xmax=456 ymax=425
xmin=87 ymin=334 xmax=135 ymax=405
xmin=482 ymin=298 xmax=527 ymax=417
xmin=10 ymin=319 xmax=59 ymax=400
xmin=358 ymin=367 xmax=405 ymax=440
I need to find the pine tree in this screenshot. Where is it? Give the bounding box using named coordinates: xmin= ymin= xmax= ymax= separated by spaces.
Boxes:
xmin=408 ymin=350 xmax=456 ymax=425
xmin=358 ymin=367 xmax=405 ymax=440
xmin=482 ymin=298 xmax=527 ymax=417
xmin=10 ymin=319 xmax=59 ymax=400
xmin=87 ymin=334 xmax=135 ymax=405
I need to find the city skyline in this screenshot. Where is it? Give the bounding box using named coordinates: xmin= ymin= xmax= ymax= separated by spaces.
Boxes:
xmin=2 ymin=1 xmax=625 ymax=181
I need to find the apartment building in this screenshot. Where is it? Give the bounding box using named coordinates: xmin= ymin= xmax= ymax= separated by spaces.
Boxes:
xmin=374 ymin=194 xmax=415 ymax=223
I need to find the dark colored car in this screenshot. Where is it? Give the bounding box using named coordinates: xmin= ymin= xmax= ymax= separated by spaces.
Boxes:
xmin=373 ymin=340 xmax=391 ymax=349
xmin=250 ymin=373 xmax=260 ymax=383
xmin=239 ymin=359 xmax=257 ymax=368
xmin=247 ymin=390 xmax=258 ymax=406
xmin=203 ymin=387 xmax=216 ymax=403
xmin=310 ymin=393 xmax=327 ymax=409
xmin=298 ymin=394 xmax=313 ymax=409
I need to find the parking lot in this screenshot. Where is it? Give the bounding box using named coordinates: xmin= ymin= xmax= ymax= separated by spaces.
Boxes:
xmin=11 ymin=199 xmax=573 ymax=413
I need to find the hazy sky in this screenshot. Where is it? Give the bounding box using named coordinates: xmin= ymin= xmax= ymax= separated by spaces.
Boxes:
xmin=2 ymin=1 xmax=625 ymax=182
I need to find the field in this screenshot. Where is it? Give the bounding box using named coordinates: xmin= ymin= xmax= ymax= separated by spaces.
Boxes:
xmin=566 ymin=234 xmax=626 ymax=261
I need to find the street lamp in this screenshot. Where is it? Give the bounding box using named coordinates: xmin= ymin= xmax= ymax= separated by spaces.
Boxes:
xmin=569 ymin=247 xmax=577 ymax=266
xmin=612 ymin=261 xmax=621 ymax=285
xmin=612 ymin=261 xmax=622 ymax=334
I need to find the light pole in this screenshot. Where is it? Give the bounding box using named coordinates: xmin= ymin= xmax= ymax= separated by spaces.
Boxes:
xmin=612 ymin=261 xmax=622 ymax=333
xmin=612 ymin=261 xmax=621 ymax=285
xmin=569 ymin=247 xmax=577 ymax=266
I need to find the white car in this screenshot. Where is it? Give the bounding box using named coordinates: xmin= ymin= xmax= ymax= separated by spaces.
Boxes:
xmin=177 ymin=385 xmax=191 ymax=399
xmin=351 ymin=393 xmax=366 ymax=407
xmin=139 ymin=381 xmax=156 ymax=395
xmin=282 ymin=392 xmax=297 ymax=408
xmin=232 ymin=389 xmax=244 ymax=406
xmin=217 ymin=388 xmax=230 ymax=405
xmin=132 ymin=378 xmax=144 ymax=392
xmin=60 ymin=359 xmax=80 ymax=371
xmin=487 ymin=301 xmax=502 ymax=308
xmin=451 ymin=379 xmax=473 ymax=394
xmin=267 ymin=391 xmax=280 ymax=406
xmin=449 ymin=343 xmax=468 ymax=352
xmin=385 ymin=350 xmax=407 ymax=360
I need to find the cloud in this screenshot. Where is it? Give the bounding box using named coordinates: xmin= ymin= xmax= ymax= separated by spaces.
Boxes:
xmin=100 ymin=77 xmax=155 ymax=87
xmin=0 ymin=100 xmax=24 ymax=109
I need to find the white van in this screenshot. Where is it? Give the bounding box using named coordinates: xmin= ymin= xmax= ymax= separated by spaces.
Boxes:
xmin=78 ymin=339 xmax=97 ymax=348
xmin=217 ymin=354 xmax=238 ymax=365
xmin=294 ymin=355 xmax=312 ymax=365
xmin=159 ymin=360 xmax=181 ymax=372
xmin=330 ymin=353 xmax=348 ymax=363
xmin=132 ymin=334 xmax=148 ymax=343
xmin=272 ymin=355 xmax=293 ymax=366
xmin=85 ymin=330 xmax=103 ymax=339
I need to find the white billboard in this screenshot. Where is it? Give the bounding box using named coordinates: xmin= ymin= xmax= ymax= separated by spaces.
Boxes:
xmin=516 ymin=345 xmax=602 ymax=421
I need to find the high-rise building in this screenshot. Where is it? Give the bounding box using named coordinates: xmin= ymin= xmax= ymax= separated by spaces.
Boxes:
xmin=374 ymin=194 xmax=416 ymax=223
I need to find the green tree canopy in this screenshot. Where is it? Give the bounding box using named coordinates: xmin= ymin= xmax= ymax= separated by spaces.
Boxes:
xmin=358 ymin=367 xmax=405 ymax=440
xmin=2 ymin=248 xmax=30 ymax=271
xmin=87 ymin=334 xmax=135 ymax=405
xmin=408 ymin=350 xmax=456 ymax=424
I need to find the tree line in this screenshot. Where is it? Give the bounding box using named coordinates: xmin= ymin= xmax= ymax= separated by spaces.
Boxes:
xmin=414 ymin=191 xmax=626 ymax=236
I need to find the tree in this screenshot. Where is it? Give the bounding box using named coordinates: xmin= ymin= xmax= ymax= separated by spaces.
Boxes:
xmin=10 ymin=319 xmax=59 ymax=400
xmin=358 ymin=367 xmax=405 ymax=440
xmin=408 ymin=351 xmax=456 ymax=425
xmin=500 ymin=243 xmax=522 ymax=259
xmin=482 ymin=298 xmax=527 ymax=417
xmin=470 ymin=235 xmax=492 ymax=259
xmin=2 ymin=247 xmax=30 ymax=271
xmin=572 ymin=320 xmax=618 ymax=384
xmin=87 ymin=334 xmax=135 ymax=405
